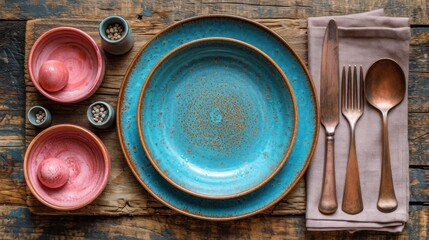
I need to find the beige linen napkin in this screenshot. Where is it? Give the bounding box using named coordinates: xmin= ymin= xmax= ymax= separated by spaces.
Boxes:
xmin=306 ymin=9 xmax=410 ymax=232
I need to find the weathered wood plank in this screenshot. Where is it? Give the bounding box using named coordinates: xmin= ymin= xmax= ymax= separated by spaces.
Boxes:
xmin=408 ymin=28 xmax=429 ymax=166
xmin=0 ymin=20 xmax=26 ymax=148
xmin=409 ymin=113 xmax=429 ymax=166
xmin=0 ymin=111 xmax=25 ymax=141
xmin=23 ymin=18 xmax=429 ymax=216
xmin=0 ymin=21 xmax=27 ymax=213
xmin=0 ymin=21 xmax=26 ymax=157
xmin=0 ymin=205 xmax=427 ymax=239
xmin=0 ymin=2 xmax=428 ymax=238
xmin=408 ymin=73 xmax=429 ymax=114
xmin=0 ymin=113 xmax=25 ymax=147
xmin=0 ymin=21 xmax=26 ymax=111
xmin=409 ymin=27 xmax=429 ymax=74
xmin=410 ymin=168 xmax=429 ymax=202
xmin=409 ymin=27 xmax=429 ymax=114
xmin=0 ymin=0 xmax=427 ymax=24
xmin=0 ymin=147 xmax=26 ymax=206
xmin=24 ymin=18 xmax=310 ymax=216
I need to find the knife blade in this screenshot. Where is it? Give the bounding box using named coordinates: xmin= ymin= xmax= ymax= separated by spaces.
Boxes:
xmin=318 ymin=19 xmax=339 ymax=215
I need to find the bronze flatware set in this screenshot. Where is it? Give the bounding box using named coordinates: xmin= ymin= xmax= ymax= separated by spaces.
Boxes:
xmin=318 ymin=20 xmax=406 ymax=215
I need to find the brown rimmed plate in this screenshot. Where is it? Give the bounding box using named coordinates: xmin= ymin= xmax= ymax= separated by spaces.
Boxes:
xmin=117 ymin=15 xmax=319 ymax=220
xmin=137 ymin=37 xmax=298 ymax=199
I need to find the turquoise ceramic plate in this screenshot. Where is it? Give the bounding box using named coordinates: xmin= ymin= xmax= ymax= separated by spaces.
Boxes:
xmin=118 ymin=15 xmax=319 ymax=220
xmin=137 ymin=38 xmax=297 ymax=199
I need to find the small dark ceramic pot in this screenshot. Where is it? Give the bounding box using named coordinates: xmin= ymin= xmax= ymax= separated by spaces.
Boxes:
xmin=99 ymin=16 xmax=134 ymax=55
xmin=87 ymin=101 xmax=115 ymax=129
xmin=28 ymin=106 xmax=52 ymax=128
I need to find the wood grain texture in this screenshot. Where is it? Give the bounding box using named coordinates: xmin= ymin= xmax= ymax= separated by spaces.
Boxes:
xmin=408 ymin=29 xmax=428 ymax=166
xmin=0 ymin=147 xmax=26 ymax=206
xmin=0 ymin=21 xmax=27 ymax=207
xmin=0 ymin=1 xmax=427 ymax=237
xmin=0 ymin=0 xmax=427 ymax=24
xmin=409 ymin=113 xmax=429 ymax=166
xmin=23 ymin=18 xmax=429 ymax=217
xmin=24 ymin=18 xmax=309 ymax=216
xmin=0 ymin=21 xmax=26 ymax=150
xmin=410 ymin=168 xmax=429 ymax=203
xmin=0 ymin=205 xmax=427 ymax=239
xmin=0 ymin=21 xmax=26 ymax=110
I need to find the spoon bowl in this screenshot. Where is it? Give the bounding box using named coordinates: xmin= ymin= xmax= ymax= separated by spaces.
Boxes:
xmin=365 ymin=58 xmax=406 ymax=213
xmin=365 ymin=59 xmax=406 ymax=111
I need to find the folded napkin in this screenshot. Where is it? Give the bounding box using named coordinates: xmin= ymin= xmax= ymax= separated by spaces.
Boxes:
xmin=306 ymin=9 xmax=410 ymax=233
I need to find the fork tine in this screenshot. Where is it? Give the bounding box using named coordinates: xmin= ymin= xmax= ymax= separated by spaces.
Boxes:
xmin=341 ymin=65 xmax=346 ymax=111
xmin=353 ymin=65 xmax=358 ymax=109
xmin=359 ymin=65 xmax=364 ymax=110
xmin=347 ymin=65 xmax=352 ymax=110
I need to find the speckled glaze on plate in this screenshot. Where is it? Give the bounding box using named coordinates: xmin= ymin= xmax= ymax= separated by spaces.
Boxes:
xmin=118 ymin=15 xmax=319 ymax=220
xmin=138 ymin=38 xmax=297 ymax=199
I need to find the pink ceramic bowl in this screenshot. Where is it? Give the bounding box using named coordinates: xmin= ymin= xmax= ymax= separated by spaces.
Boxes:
xmin=24 ymin=124 xmax=110 ymax=210
xmin=29 ymin=27 xmax=105 ymax=103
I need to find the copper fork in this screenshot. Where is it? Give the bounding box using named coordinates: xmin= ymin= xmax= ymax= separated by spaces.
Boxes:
xmin=341 ymin=65 xmax=364 ymax=214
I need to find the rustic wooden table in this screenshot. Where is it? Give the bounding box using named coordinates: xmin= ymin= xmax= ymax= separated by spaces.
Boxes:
xmin=0 ymin=1 xmax=427 ymax=239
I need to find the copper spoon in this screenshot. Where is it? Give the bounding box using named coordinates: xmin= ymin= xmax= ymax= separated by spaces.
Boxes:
xmin=365 ymin=58 xmax=406 ymax=213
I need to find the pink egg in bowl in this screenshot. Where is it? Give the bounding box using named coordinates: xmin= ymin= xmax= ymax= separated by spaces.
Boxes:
xmin=24 ymin=124 xmax=110 ymax=210
xmin=29 ymin=27 xmax=105 ymax=103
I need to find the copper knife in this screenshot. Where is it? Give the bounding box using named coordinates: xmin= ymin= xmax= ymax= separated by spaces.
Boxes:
xmin=318 ymin=19 xmax=340 ymax=215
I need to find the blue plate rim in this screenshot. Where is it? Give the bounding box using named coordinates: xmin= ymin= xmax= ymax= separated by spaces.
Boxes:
xmin=117 ymin=15 xmax=320 ymax=220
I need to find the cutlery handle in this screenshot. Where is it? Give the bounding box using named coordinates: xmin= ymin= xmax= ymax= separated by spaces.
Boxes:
xmin=377 ymin=112 xmax=398 ymax=212
xmin=342 ymin=127 xmax=363 ymax=214
xmin=319 ymin=135 xmax=338 ymax=214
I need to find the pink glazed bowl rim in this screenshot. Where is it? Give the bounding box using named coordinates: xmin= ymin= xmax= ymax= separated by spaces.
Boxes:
xmin=24 ymin=124 xmax=110 ymax=210
xmin=29 ymin=27 xmax=105 ymax=103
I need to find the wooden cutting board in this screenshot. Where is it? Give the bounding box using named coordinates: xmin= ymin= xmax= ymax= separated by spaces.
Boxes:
xmin=25 ymin=18 xmax=308 ymax=216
